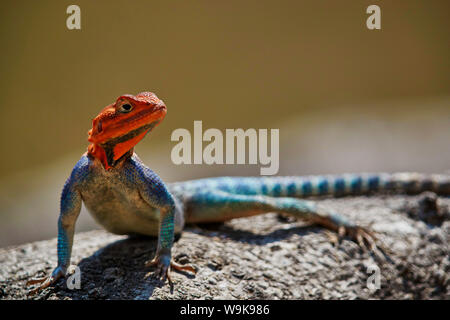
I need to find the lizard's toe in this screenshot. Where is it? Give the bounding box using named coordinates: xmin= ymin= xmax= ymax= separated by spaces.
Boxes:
xmin=341 ymin=225 xmax=389 ymax=259
xmin=170 ymin=261 xmax=196 ymax=274
xmin=26 ymin=266 xmax=65 ymax=296
xmin=144 ymin=254 xmax=196 ymax=287
xmin=27 ymin=276 xmax=53 ymax=295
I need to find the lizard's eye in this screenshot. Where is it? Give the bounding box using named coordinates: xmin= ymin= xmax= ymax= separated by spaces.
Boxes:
xmin=119 ymin=103 xmax=133 ymax=113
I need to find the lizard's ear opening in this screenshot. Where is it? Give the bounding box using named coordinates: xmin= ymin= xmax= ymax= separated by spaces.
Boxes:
xmin=97 ymin=120 xmax=103 ymax=133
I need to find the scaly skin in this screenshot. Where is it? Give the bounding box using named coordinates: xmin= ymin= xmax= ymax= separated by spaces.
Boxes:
xmin=27 ymin=92 xmax=450 ymax=294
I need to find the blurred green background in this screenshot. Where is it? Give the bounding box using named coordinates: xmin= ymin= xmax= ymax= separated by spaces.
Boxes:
xmin=0 ymin=0 xmax=449 ymax=246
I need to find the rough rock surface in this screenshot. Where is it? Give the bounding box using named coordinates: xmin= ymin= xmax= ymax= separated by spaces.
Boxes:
xmin=1 ymin=194 xmax=449 ymax=300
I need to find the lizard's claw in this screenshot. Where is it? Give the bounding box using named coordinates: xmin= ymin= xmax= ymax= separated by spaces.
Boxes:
xmin=345 ymin=225 xmax=377 ymax=251
xmin=144 ymin=254 xmax=171 ymax=284
xmin=335 ymin=225 xmax=388 ymax=259
xmin=26 ymin=266 xmax=66 ymax=296
xmin=144 ymin=253 xmax=196 ymax=286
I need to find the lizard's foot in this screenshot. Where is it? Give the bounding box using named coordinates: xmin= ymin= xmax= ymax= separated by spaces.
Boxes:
xmin=314 ymin=214 xmax=386 ymax=256
xmin=26 ymin=266 xmax=65 ymax=296
xmin=340 ymin=225 xmax=377 ymax=251
xmin=330 ymin=224 xmax=389 ymax=259
xmin=144 ymin=253 xmax=196 ymax=286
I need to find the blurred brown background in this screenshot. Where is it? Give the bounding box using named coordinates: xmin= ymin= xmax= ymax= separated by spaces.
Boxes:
xmin=0 ymin=0 xmax=449 ymax=247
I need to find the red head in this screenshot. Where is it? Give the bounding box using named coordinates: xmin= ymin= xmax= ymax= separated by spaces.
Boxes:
xmin=87 ymin=92 xmax=166 ymax=170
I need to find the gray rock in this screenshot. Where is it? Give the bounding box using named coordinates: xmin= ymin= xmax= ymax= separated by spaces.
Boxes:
xmin=0 ymin=195 xmax=449 ymax=300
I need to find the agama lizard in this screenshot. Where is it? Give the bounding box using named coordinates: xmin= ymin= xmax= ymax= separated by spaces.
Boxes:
xmin=27 ymin=92 xmax=450 ymax=294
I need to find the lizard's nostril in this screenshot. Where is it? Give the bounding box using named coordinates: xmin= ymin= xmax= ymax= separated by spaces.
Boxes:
xmin=155 ymin=104 xmax=166 ymax=111
xmin=97 ymin=120 xmax=103 ymax=133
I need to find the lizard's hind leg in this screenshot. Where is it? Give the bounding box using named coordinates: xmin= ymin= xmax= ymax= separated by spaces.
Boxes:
xmin=185 ymin=190 xmax=377 ymax=251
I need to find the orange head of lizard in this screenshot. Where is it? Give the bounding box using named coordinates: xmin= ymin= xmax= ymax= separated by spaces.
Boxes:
xmin=87 ymin=92 xmax=167 ymax=170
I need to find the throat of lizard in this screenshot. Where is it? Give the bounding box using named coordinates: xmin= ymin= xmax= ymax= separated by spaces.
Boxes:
xmin=88 ymin=128 xmax=150 ymax=170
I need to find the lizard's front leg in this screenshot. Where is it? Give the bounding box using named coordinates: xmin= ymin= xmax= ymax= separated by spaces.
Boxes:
xmin=27 ymin=176 xmax=82 ymax=295
xmin=143 ymin=204 xmax=195 ymax=284
xmin=131 ymin=163 xmax=195 ymax=285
